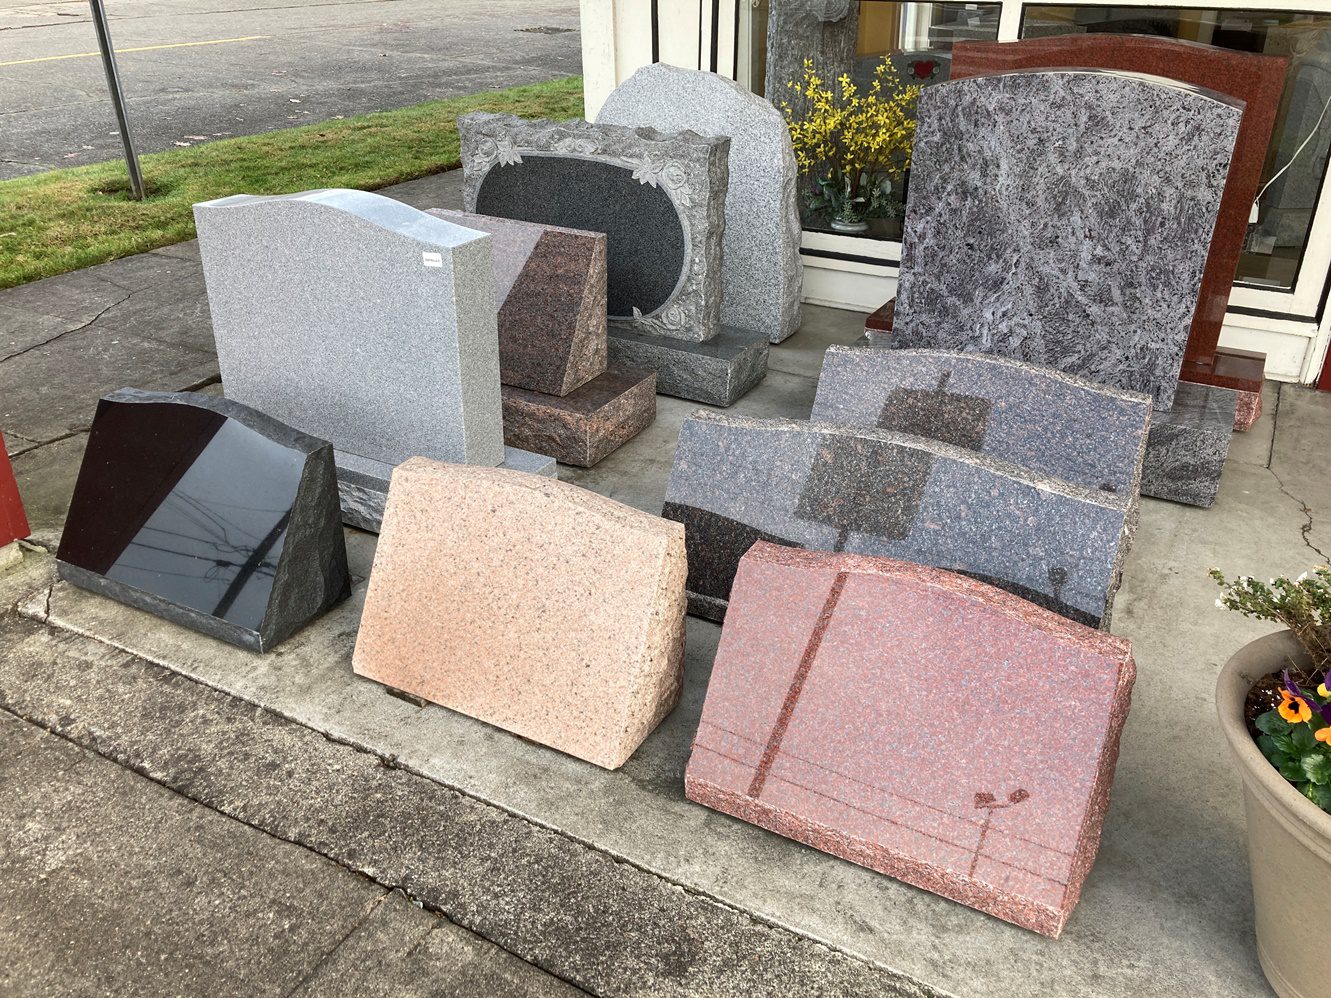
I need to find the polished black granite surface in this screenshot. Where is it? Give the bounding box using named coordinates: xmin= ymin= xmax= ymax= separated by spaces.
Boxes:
xmin=56 ymin=388 xmax=350 ymax=651
xmin=476 ymin=155 xmax=686 ymax=320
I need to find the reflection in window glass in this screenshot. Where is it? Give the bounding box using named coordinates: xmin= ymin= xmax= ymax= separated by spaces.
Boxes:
xmin=1022 ymin=7 xmax=1331 ymax=291
xmin=764 ymin=1 xmax=1001 ymax=241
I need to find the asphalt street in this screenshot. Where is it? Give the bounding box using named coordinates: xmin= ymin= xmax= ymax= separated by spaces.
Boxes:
xmin=0 ymin=0 xmax=581 ymax=180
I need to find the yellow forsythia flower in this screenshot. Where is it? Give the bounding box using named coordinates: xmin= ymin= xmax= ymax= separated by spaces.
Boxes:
xmin=780 ymin=56 xmax=921 ymax=186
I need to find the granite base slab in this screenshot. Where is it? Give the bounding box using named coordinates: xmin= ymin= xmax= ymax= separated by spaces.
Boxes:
xmin=337 ymin=447 xmax=557 ymax=532
xmin=501 ymin=364 xmax=656 ymax=468
xmin=863 ymin=298 xmax=896 ymax=336
xmin=1140 ymin=382 xmax=1237 ymax=508
xmin=1179 ymin=347 xmax=1264 ymax=432
xmin=607 ymin=324 xmax=768 ymax=407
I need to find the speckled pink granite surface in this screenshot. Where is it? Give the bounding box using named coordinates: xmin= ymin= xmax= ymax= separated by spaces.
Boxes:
xmin=685 ymin=542 xmax=1135 ymax=937
xmin=352 ymin=458 xmax=687 ymax=769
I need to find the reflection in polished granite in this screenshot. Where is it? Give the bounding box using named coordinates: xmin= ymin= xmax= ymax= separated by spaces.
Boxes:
xmin=56 ymin=388 xmax=350 ymax=651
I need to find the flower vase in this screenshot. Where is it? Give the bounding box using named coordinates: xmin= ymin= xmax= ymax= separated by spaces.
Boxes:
xmin=830 ymin=217 xmax=869 ymax=234
xmin=1217 ymin=630 xmax=1331 ymax=998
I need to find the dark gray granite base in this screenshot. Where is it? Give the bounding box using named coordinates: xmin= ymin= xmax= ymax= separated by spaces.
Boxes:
xmin=607 ymin=324 xmax=768 ymax=407
xmin=1140 ymin=382 xmax=1237 ymax=508
xmin=336 ymin=447 xmax=557 ymax=533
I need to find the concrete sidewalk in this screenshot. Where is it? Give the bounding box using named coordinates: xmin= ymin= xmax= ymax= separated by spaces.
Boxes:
xmin=0 ymin=708 xmax=577 ymax=997
xmin=3 ymin=169 xmax=1329 ymax=997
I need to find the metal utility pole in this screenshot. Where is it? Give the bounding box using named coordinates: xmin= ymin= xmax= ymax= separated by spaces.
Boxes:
xmin=88 ymin=0 xmax=144 ymax=200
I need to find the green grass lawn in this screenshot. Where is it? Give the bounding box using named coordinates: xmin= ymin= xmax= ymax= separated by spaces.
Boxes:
xmin=0 ymin=76 xmax=584 ymax=290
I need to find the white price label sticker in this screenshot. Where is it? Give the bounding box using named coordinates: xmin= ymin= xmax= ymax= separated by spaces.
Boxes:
xmin=422 ymin=252 xmax=443 ymax=268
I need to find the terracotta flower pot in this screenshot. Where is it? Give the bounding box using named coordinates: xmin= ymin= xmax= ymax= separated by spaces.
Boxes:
xmin=1216 ymin=630 xmax=1331 ymax=998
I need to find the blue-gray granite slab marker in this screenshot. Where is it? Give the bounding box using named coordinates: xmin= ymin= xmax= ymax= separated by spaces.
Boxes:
xmin=661 ymin=411 xmax=1132 ymax=629
xmin=811 ymin=346 xmax=1152 ymax=498
xmin=892 ymin=70 xmax=1242 ymax=411
xmin=1139 ymin=381 xmax=1237 ymax=507
xmin=596 ymin=63 xmax=804 ymax=344
xmin=458 ymin=112 xmax=770 ymax=407
xmin=56 ymin=388 xmax=351 ymax=652
xmin=194 ymin=188 xmax=555 ymax=532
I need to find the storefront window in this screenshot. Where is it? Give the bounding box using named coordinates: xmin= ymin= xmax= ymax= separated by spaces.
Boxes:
xmin=1021 ymin=6 xmax=1331 ymax=291
xmin=763 ymin=1 xmax=1001 ymax=241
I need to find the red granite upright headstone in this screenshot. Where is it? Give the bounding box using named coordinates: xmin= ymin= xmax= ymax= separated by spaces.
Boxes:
xmin=685 ymin=542 xmax=1136 ymax=937
xmin=0 ymin=431 xmax=29 ymax=547
xmin=949 ymin=36 xmax=1288 ymax=429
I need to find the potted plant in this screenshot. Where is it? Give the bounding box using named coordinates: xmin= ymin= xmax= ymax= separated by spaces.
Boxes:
xmin=1212 ymin=567 xmax=1331 ymax=998
xmin=780 ymin=58 xmax=921 ymax=233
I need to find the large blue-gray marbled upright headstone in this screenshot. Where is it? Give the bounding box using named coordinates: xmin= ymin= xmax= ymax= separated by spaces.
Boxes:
xmin=596 ymin=63 xmax=803 ymax=344
xmin=661 ymin=410 xmax=1133 ymax=629
xmin=893 ymin=70 xmax=1243 ymax=411
xmin=193 ymin=189 xmax=554 ymax=532
xmin=811 ymin=346 xmax=1152 ymax=498
xmin=458 ymin=113 xmax=770 ymax=407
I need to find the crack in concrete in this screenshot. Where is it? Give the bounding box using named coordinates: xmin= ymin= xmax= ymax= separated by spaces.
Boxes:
xmin=1265 ymin=385 xmax=1328 ymax=562
xmin=6 ymin=372 xmax=216 ymax=460
xmin=0 ymin=287 xmax=134 ymax=364
xmin=3 ymin=430 xmax=40 ymax=454
xmin=1269 ymin=464 xmax=1327 ymax=561
xmin=0 ymin=701 xmax=597 ymax=997
xmin=7 ymin=429 xmax=86 ymax=460
xmin=278 ymin=887 xmax=394 ymax=998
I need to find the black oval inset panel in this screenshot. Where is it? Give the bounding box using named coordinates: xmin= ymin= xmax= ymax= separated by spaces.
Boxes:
xmin=475 ymin=156 xmax=686 ymax=319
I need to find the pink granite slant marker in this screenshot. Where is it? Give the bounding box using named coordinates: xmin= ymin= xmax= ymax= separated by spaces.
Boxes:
xmin=684 ymin=542 xmax=1136 ymax=937
xmin=352 ymin=458 xmax=688 ymax=770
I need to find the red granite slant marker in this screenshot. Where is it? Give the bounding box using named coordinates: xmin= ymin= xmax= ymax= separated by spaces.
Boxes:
xmin=685 ymin=542 xmax=1136 ymax=937
xmin=0 ymin=430 xmax=30 ymax=547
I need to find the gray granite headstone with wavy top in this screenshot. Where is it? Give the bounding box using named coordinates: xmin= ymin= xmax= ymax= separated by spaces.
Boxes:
xmin=194 ymin=188 xmax=555 ymax=533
